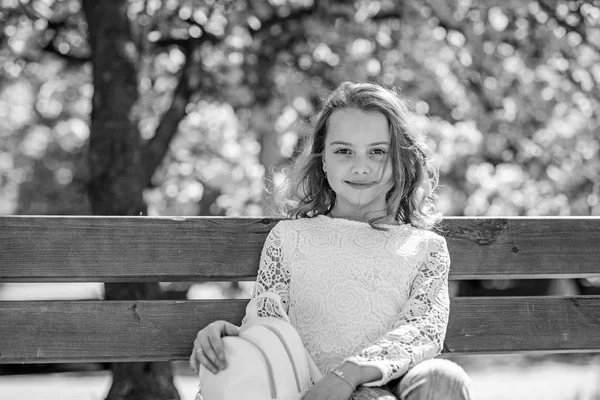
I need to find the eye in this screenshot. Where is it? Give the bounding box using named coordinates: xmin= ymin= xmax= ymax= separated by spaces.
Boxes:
xmin=370 ymin=148 xmax=387 ymax=155
xmin=334 ymin=148 xmax=352 ymax=155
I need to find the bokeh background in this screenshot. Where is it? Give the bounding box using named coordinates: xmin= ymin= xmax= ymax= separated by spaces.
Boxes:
xmin=1 ymin=0 xmax=599 ymax=399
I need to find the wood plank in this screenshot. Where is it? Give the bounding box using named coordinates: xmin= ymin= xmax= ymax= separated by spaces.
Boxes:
xmin=440 ymin=217 xmax=600 ymax=279
xmin=0 ymin=300 xmax=247 ymax=363
xmin=0 ymin=216 xmax=276 ymax=283
xmin=1 ymin=217 xmax=599 ymax=282
xmin=1 ymin=296 xmax=599 ymax=363
xmin=446 ymin=296 xmax=600 ymax=353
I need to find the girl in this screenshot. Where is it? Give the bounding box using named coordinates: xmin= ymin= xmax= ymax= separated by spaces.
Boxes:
xmin=190 ymin=82 xmax=472 ymax=400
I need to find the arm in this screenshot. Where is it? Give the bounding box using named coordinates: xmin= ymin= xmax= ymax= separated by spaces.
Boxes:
xmin=191 ymin=222 xmax=291 ymax=374
xmin=242 ymin=222 xmax=291 ymax=324
xmin=342 ymin=235 xmax=451 ymax=387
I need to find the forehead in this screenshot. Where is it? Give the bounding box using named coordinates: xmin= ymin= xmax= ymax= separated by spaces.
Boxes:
xmin=326 ymin=108 xmax=390 ymax=144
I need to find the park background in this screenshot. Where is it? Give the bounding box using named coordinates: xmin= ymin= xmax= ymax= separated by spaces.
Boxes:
xmin=0 ymin=0 xmax=599 ymax=399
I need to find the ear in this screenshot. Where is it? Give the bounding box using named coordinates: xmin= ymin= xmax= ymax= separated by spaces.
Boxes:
xmin=322 ymin=158 xmax=327 ymax=172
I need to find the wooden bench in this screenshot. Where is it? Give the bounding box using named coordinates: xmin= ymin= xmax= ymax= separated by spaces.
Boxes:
xmin=1 ymin=216 xmax=600 ymax=365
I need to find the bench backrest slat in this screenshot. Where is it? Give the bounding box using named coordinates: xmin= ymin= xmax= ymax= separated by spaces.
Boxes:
xmin=1 ymin=216 xmax=600 ymax=363
xmin=1 ymin=216 xmax=600 ymax=281
xmin=1 ymin=296 xmax=599 ymax=363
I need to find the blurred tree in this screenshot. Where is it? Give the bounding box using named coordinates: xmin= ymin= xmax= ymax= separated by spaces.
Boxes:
xmin=3 ymin=0 xmax=598 ymax=220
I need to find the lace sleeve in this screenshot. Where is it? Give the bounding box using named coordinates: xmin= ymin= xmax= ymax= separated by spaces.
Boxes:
xmin=242 ymin=222 xmax=291 ymax=325
xmin=344 ymin=235 xmax=450 ymax=386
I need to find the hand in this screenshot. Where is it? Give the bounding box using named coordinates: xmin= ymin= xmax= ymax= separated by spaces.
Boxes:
xmin=301 ymin=374 xmax=355 ymax=400
xmin=189 ymin=320 xmax=239 ymax=374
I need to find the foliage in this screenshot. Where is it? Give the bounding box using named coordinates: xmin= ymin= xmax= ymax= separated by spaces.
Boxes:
xmin=0 ymin=0 xmax=599 ymax=218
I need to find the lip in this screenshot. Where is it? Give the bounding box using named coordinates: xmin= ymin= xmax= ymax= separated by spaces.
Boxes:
xmin=345 ymin=181 xmax=376 ymax=189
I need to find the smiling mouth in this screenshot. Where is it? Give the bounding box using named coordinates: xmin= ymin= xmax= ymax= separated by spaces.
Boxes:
xmin=346 ymin=181 xmax=376 ymax=189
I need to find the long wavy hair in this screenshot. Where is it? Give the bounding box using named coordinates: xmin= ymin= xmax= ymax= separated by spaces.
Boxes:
xmin=276 ymin=81 xmax=441 ymax=230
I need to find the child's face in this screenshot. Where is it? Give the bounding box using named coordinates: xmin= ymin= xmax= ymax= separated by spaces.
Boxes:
xmin=323 ymin=108 xmax=394 ymax=218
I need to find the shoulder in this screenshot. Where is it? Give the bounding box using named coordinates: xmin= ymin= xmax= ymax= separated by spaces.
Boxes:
xmin=272 ymin=216 xmax=322 ymax=231
xmin=422 ymin=230 xmax=450 ymax=269
xmin=402 ymin=225 xmax=448 ymax=251
xmin=266 ymin=216 xmax=320 ymax=240
xmin=425 ymin=229 xmax=447 ymax=247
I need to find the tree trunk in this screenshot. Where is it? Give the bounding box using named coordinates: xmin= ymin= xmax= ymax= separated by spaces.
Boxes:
xmin=82 ymin=1 xmax=180 ymax=399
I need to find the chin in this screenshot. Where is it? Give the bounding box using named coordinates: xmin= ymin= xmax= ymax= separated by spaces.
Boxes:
xmin=347 ymin=197 xmax=379 ymax=208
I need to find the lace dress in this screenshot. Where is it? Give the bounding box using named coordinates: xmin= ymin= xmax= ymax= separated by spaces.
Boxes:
xmin=242 ymin=215 xmax=450 ymax=387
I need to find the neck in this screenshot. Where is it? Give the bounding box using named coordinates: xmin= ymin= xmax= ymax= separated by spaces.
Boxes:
xmin=327 ymin=209 xmax=397 ymax=225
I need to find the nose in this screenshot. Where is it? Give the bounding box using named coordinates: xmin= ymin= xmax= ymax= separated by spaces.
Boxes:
xmin=351 ymin=157 xmax=371 ymax=175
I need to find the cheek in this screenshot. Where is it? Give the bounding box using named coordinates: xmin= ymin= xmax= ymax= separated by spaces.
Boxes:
xmin=377 ymin=159 xmax=393 ymax=182
xmin=327 ymin=175 xmax=343 ymax=190
xmin=324 ymin=163 xmax=344 ymax=180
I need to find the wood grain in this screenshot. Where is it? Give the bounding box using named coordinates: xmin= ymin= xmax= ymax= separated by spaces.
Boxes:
xmin=446 ymin=296 xmax=600 ymax=353
xmin=0 ymin=300 xmax=247 ymax=363
xmin=1 ymin=216 xmax=599 ymax=282
xmin=0 ymin=216 xmax=276 ymax=282
xmin=1 ymin=296 xmax=599 ymax=363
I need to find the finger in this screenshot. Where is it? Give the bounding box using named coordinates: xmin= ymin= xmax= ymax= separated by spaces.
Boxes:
xmin=207 ymin=333 xmax=227 ymax=369
xmin=190 ymin=333 xmax=206 ymax=372
xmin=201 ymin=336 xmax=224 ymax=371
xmin=223 ymin=322 xmax=240 ymax=336
xmin=197 ymin=346 xmax=220 ymax=375
xmin=190 ymin=333 xmax=204 ymax=373
xmin=189 ymin=350 xmax=198 ymax=373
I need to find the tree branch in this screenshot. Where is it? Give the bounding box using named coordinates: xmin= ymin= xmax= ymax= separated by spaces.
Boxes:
xmin=141 ymin=2 xmax=319 ymax=185
xmin=142 ymin=44 xmax=218 ymax=186
xmin=152 ymin=31 xmax=220 ymax=49
xmin=537 ymin=0 xmax=599 ymax=53
xmin=18 ymin=2 xmax=91 ymax=63
xmin=40 ymin=40 xmax=90 ymax=63
xmin=371 ymin=9 xmax=404 ymax=20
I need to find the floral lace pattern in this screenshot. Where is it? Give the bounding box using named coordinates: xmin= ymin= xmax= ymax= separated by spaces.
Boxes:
xmin=243 ymin=215 xmax=450 ymax=387
xmin=242 ymin=223 xmax=291 ymax=325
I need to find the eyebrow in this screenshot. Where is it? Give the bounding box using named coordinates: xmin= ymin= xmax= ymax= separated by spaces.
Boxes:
xmin=329 ymin=141 xmax=389 ymax=146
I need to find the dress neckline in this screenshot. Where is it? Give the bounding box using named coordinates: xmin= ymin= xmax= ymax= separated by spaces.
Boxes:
xmin=316 ymin=214 xmax=406 ymax=228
